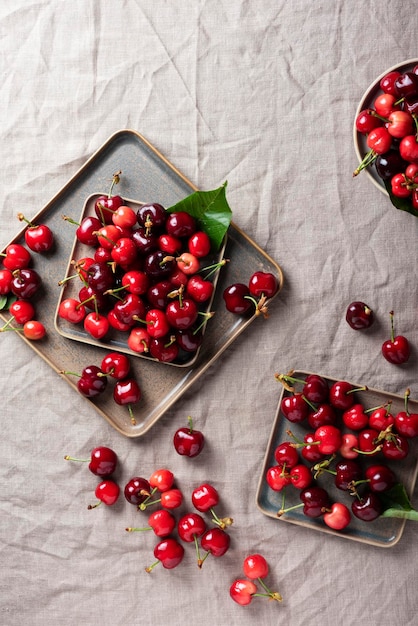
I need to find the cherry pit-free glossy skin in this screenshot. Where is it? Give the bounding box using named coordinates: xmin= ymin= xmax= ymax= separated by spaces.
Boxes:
xmin=64 ymin=446 xmax=118 ymax=477
xmin=381 ymin=311 xmax=410 ymax=364
xmin=346 ymin=301 xmax=374 ymax=330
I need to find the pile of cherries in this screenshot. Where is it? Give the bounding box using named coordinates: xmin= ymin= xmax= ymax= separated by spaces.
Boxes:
xmin=0 ymin=213 xmax=55 ymax=340
xmin=266 ymin=371 xmax=418 ymax=530
xmin=354 ymin=64 xmax=418 ymax=210
xmin=59 ymin=177 xmax=229 ymax=365
xmin=62 ymin=351 xmax=141 ymax=424
xmin=64 ymin=446 xmax=235 ymax=573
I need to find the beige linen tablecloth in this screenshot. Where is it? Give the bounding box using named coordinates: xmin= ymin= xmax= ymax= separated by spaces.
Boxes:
xmin=1 ymin=1 xmax=417 ymax=625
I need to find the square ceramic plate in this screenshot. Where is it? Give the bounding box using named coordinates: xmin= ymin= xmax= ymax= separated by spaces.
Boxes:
xmin=256 ymin=370 xmax=418 ymax=547
xmin=54 ymin=193 xmax=227 ymax=368
xmin=0 ymin=130 xmax=283 ymax=437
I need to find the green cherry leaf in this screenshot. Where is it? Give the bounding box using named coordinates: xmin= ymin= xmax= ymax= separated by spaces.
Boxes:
xmin=380 ymin=483 xmax=418 ymax=520
xmin=166 ymin=182 xmax=232 ymax=251
xmin=0 ymin=295 xmax=8 ymax=310
xmin=383 ymin=179 xmax=417 ymax=216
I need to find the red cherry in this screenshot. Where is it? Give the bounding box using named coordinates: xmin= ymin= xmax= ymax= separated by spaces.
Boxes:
xmin=83 ymin=312 xmax=109 ymax=340
xmin=100 ymin=352 xmax=131 ymax=380
xmin=9 ymin=299 xmax=35 ymax=325
xmin=18 ymin=213 xmax=54 ymax=253
xmin=186 ymin=274 xmax=214 ymax=303
xmin=148 ymin=468 xmax=174 ymax=492
xmin=273 ymin=441 xmax=299 ymax=468
xmin=368 ymin=405 xmax=395 ymax=431
xmin=329 ymin=380 xmax=365 ymax=410
xmin=345 ymin=301 xmax=374 ymax=330
xmin=200 ymin=527 xmax=230 ymax=559
xmin=126 ymin=509 xmax=176 ymax=538
xmin=266 ymin=465 xmax=291 ymax=491
xmin=177 ymin=513 xmax=207 ymax=543
xmin=243 ymin=553 xmax=269 ymax=579
xmin=165 ymin=211 xmax=196 ymax=238
xmin=289 ymin=464 xmax=312 ymax=489
xmin=124 ymin=477 xmax=151 ymax=505
xmin=112 ymin=204 xmax=137 ymax=229
xmin=382 ymin=433 xmax=409 ymax=460
xmin=65 ymin=447 xmax=117 ymax=476
xmin=323 ymin=502 xmax=351 ymax=530
xmin=95 ymin=171 xmax=124 ymax=224
xmin=364 ymin=465 xmax=396 ymax=493
xmin=2 ymin=243 xmax=31 ymax=270
xmin=339 ymin=433 xmax=359 ymax=459
xmin=173 ymin=416 xmax=205 ymax=457
xmin=248 ymin=271 xmax=279 ymax=298
xmin=342 ymin=404 xmax=369 ymax=431
xmin=229 ymin=579 xmax=258 ymax=606
xmin=58 ymin=298 xmax=86 ymax=324
xmin=223 ymin=283 xmax=252 ymax=315
xmin=165 ymin=298 xmax=198 ymax=330
xmin=88 ymin=479 xmax=120 ymax=509
xmin=11 ymin=268 xmax=41 ymax=299
xmin=314 ymin=425 xmax=342 ymax=455
xmin=191 ymin=483 xmax=219 ymax=512
xmin=76 ymin=365 xmax=107 ymax=398
xmin=145 ymin=538 xmax=185 ymax=572
xmin=300 ymin=486 xmax=330 ymax=517
xmin=351 ymin=492 xmax=382 ymax=522
xmin=188 ymin=231 xmax=211 ymax=258
xmin=113 ymin=378 xmax=141 ymax=424
xmin=22 ymin=320 xmax=46 ymax=341
xmin=0 ymin=268 xmax=13 ymax=294
xmin=394 ymin=390 xmax=418 ymax=438
xmin=280 ymin=392 xmax=309 ymax=423
xmin=381 ymin=311 xmax=410 ymax=364
xmin=127 ymin=327 xmax=150 ymax=354
xmin=160 ymin=488 xmax=183 ymax=510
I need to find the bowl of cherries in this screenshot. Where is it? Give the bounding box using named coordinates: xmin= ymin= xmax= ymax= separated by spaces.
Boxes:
xmin=353 ymin=59 xmax=418 ymax=216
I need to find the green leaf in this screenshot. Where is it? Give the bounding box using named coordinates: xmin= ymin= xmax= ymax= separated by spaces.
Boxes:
xmin=0 ymin=294 xmax=17 ymax=311
xmin=166 ymin=182 xmax=232 ymax=251
xmin=0 ymin=295 xmax=7 ymax=311
xmin=383 ymin=179 xmax=417 ymax=216
xmin=380 ymin=483 xmax=418 ymax=520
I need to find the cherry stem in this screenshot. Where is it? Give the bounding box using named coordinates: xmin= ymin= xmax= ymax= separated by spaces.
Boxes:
xmin=256 ymin=577 xmax=283 ymax=603
xmin=389 ymin=310 xmax=396 ymax=343
xmin=365 ymin=401 xmax=391 ymax=415
xmin=17 ymin=213 xmax=35 ymax=227
xmin=200 ymin=258 xmax=229 ymax=279
xmin=353 ymin=149 xmax=377 ymax=177
xmin=194 ymin=535 xmax=203 ymax=568
xmin=244 ymin=294 xmax=269 ymax=319
xmin=125 ymin=526 xmax=151 ymax=532
xmin=145 ymin=559 xmax=160 ymax=573
xmin=64 ymin=455 xmax=89 ymax=463
xmin=277 ymin=501 xmax=303 ymax=517
xmin=62 ymin=215 xmax=80 ymax=226
xmin=0 ymin=316 xmax=17 ymax=332
xmin=194 ymin=311 xmax=215 ymax=334
xmin=87 ymin=501 xmax=102 ymax=510
xmin=138 ymin=487 xmax=158 ymax=510
xmin=210 ymin=507 xmax=233 ymax=529
xmin=187 ymin=415 xmax=194 ymax=433
xmin=108 ymin=170 xmax=121 ymax=198
xmin=404 ymin=388 xmax=411 ymax=416
xmin=275 ymin=371 xmax=304 ymax=392
xmin=127 ymin=405 xmax=137 ymax=426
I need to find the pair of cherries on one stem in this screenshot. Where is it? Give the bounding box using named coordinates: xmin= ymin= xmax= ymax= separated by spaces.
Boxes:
xmin=64 ymin=446 xmax=120 ymax=509
xmin=230 ymin=554 xmax=282 ymax=606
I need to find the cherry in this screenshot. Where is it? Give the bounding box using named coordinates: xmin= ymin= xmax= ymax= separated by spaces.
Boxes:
xmin=382 ymin=433 xmax=409 ymax=460
xmin=111 ymin=236 xmax=138 ymax=267
xmin=72 ymin=215 xmax=102 ymax=246
xmin=364 ymin=464 xmax=396 ymax=493
xmin=148 ymin=468 xmax=174 ymax=492
xmin=88 ymin=479 xmax=120 ymax=509
xmin=174 ymin=252 xmax=200 ymax=275
xmin=273 ymin=441 xmax=299 ymax=468
xmin=229 ymin=579 xmax=258 ymax=606
xmin=86 ymin=261 xmax=114 ymax=294
xmin=368 ymin=404 xmax=394 ymax=431
xmin=280 ymin=392 xmax=309 ymax=423
xmin=300 ymin=432 xmax=325 ymax=463
xmin=136 ymin=203 xmax=166 ymax=231
xmin=399 ymin=134 xmax=418 ymax=164
xmin=149 ymin=336 xmax=180 ymax=363
xmin=147 ymin=280 xmax=175 ymax=309
xmin=248 ymin=271 xmax=279 ymax=298
xmin=165 ymin=211 xmax=196 ymax=238
xmin=355 ymin=108 xmax=383 ymax=134
xmin=17 ymin=213 xmax=54 ymax=253
xmin=144 ymin=250 xmax=176 ymax=280
xmin=323 ymin=502 xmax=351 ymax=530
xmin=188 ymin=231 xmax=211 ymax=258
xmin=307 ymin=403 xmax=336 ymax=429
xmin=313 ymin=425 xmax=342 ymax=455
xmin=124 ymin=477 xmax=151 ymax=506
xmin=58 ymin=298 xmax=86 ymax=324
xmin=22 ymin=320 xmax=46 ymax=340
xmin=351 ymin=492 xmax=382 ymax=522
xmin=289 ymin=464 xmax=312 ymax=489
xmin=113 ymin=378 xmax=141 ymax=425
xmin=78 ymin=365 xmax=108 ymax=397
xmin=9 ymin=299 xmax=36 ymax=325
xmin=173 ymin=416 xmax=205 ymax=457
xmin=266 ymin=465 xmax=291 ymax=492
xmin=158 ymin=233 xmax=182 ymax=255
xmin=380 ymin=70 xmax=401 ymax=95
xmin=381 ymin=311 xmax=410 ymax=364
xmin=302 ymin=374 xmax=329 ymax=403
xmin=342 ymin=404 xmax=369 ymax=431
xmin=186 ymin=274 xmax=214 ymax=303
xmin=11 ymin=268 xmax=41 ymax=299
xmin=223 ymin=283 xmax=252 ymax=315
xmin=356 ymin=428 xmax=380 ymax=455
xmin=126 ymin=508 xmax=176 ymax=538
xmin=127 ymin=327 xmax=150 ymax=354
xmin=300 ymin=486 xmax=330 ymax=517
xmin=113 ymin=294 xmax=146 ymax=326
xmin=243 ymin=553 xmax=269 ymax=579
xmin=334 ymin=460 xmax=362 ymax=492
xmin=95 ymin=171 xmax=124 ymax=224
xmin=177 ymin=512 xmax=207 ymax=544
xmin=394 ymin=72 xmax=418 ymax=99
xmin=1 ymin=243 xmax=31 ymax=270
xmin=95 ymin=224 xmax=122 ymax=250
xmin=375 ymin=149 xmax=408 ymax=180
xmin=160 ymin=488 xmax=183 ymax=510
xmin=393 ymin=389 xmax=418 ymax=438
xmin=0 ymin=268 xmax=13 ymax=294
xmin=199 ymin=527 xmax=230 ymax=564
xmin=100 ymin=352 xmax=131 ymax=380
xmin=339 ymin=433 xmax=359 ymax=459
xmin=175 ymin=327 xmax=203 ymax=353
xmin=144 ymin=309 xmax=170 ymax=338
xmin=145 ymin=538 xmax=185 ymax=572
xmin=84 ymin=312 xmax=110 ymax=340
xmin=131 ymin=227 xmax=158 ymax=255
xmin=345 ymin=301 xmax=374 ymax=330
xmin=329 ymin=380 xmax=366 ymax=410
xmin=192 ymin=483 xmax=232 ymax=529
xmin=112 ymin=204 xmax=137 ymax=229
xmin=121 ymin=270 xmax=149 ymax=296
xmin=165 ymin=297 xmax=198 ymax=330
xmin=64 ymin=446 xmax=118 ymax=476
